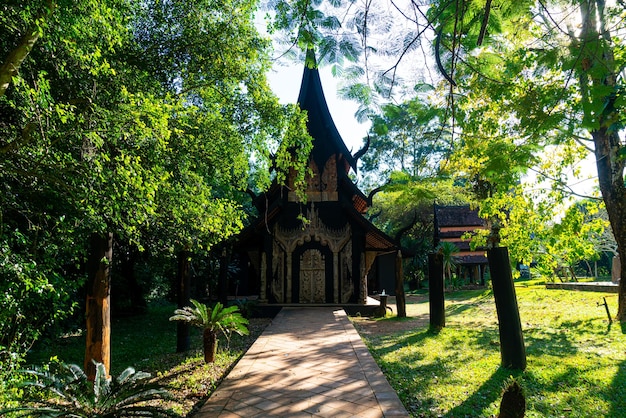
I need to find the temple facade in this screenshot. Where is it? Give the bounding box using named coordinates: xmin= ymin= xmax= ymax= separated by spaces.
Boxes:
xmin=232 ymin=54 xmax=402 ymax=305
xmin=433 ymin=204 xmax=488 ymax=285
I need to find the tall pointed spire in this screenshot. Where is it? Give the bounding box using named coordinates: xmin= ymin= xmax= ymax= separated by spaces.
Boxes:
xmin=297 ymin=49 xmax=358 ymax=173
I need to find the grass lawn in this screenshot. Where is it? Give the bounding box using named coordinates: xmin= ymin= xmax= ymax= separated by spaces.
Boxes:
xmin=26 ymin=302 xmax=271 ymax=416
xmin=352 ymin=283 xmax=626 ymax=417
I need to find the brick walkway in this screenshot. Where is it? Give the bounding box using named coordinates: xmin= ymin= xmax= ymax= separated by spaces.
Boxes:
xmin=195 ymin=307 xmax=409 ymax=417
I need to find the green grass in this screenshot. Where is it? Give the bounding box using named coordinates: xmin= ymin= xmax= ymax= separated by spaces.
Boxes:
xmin=25 ymin=302 xmax=271 ymax=415
xmin=353 ymin=285 xmax=626 ymax=417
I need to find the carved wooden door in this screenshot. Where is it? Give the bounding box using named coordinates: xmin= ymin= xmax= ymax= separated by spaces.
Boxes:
xmin=299 ymin=249 xmax=326 ymax=303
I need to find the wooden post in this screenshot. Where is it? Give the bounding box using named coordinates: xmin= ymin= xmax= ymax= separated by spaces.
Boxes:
xmin=176 ymin=250 xmax=191 ymax=353
xmin=428 ymin=252 xmax=445 ymax=330
xmin=84 ymin=232 xmax=113 ymax=379
xmin=395 ymin=250 xmax=406 ymax=318
xmin=488 ymin=247 xmax=526 ymax=370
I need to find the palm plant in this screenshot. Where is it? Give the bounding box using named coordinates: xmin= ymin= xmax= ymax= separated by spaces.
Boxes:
xmin=169 ymin=300 xmax=249 ymax=363
xmin=437 ymin=241 xmax=459 ymax=289
xmin=1 ymin=361 xmax=179 ymax=417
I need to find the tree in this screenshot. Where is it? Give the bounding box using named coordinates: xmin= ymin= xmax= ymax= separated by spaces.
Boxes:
xmin=368 ymin=175 xmax=470 ymax=288
xmin=430 ymin=0 xmax=626 ymax=315
xmin=267 ymin=0 xmax=626 ymax=320
xmin=1 ymin=0 xmax=311 ymax=384
xmin=361 ymin=96 xmax=451 ymax=186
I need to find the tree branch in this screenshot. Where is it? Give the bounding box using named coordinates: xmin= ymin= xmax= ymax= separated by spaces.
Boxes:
xmin=0 ymin=1 xmax=55 ymax=97
xmin=527 ymin=166 xmax=601 ymax=201
xmin=477 ymin=0 xmax=492 ymax=46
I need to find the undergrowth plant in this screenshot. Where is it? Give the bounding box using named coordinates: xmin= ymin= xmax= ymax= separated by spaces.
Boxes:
xmin=1 ymin=360 xmax=179 ymax=417
xmin=169 ymin=300 xmax=249 ymax=363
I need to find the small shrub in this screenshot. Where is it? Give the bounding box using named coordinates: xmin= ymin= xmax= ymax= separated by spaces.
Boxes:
xmin=1 ymin=360 xmax=180 ymax=417
xmin=170 ymin=300 xmax=249 ymax=363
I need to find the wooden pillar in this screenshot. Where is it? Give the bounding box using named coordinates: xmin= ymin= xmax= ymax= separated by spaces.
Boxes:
xmin=488 ymin=247 xmax=526 ymax=370
xmin=395 ymin=250 xmax=406 ymax=318
xmin=176 ymin=250 xmax=191 ymax=353
xmin=286 ymin=252 xmax=292 ymax=303
xmin=333 ymin=252 xmax=339 ymax=303
xmin=84 ymin=232 xmax=113 ymax=379
xmin=428 ymin=252 xmax=445 ymax=331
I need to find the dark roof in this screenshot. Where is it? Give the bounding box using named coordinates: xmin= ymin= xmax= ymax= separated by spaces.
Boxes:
xmin=297 ymin=51 xmax=358 ymax=173
xmin=435 ymin=205 xmax=485 ymax=227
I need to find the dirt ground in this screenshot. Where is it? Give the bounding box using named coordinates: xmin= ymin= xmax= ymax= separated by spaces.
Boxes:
xmin=350 ymin=293 xmax=431 ymax=337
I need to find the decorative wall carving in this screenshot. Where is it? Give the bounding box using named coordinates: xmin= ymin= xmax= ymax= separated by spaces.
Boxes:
xmin=288 ymin=157 xmax=338 ymax=202
xmin=272 ymin=204 xmax=352 ymax=303
xmin=340 ymin=244 xmax=354 ymax=303
xmin=321 ymin=157 xmax=338 ymax=201
xmin=361 ymin=253 xmax=377 ymax=304
xmin=275 ymin=204 xmax=351 ymax=253
xmin=307 ymin=160 xmax=321 ymax=193
xmin=271 ymin=239 xmax=285 ymax=302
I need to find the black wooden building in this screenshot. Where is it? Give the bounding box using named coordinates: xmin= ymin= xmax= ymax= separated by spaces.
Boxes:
xmin=231 ymin=54 xmax=403 ymax=305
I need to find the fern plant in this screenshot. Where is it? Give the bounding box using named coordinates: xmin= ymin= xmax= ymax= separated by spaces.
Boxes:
xmin=169 ymin=300 xmax=249 ymax=363
xmin=0 ymin=361 xmax=179 ymax=417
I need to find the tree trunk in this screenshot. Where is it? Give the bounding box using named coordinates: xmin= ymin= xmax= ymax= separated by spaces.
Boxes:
xmin=0 ymin=1 xmax=58 ymax=97
xmin=488 ymin=247 xmax=526 ymax=370
xmin=218 ymin=247 xmax=230 ymax=305
xmin=428 ymin=253 xmax=445 ymax=331
xmin=203 ymin=329 xmax=218 ymax=363
xmin=84 ymin=232 xmax=113 ymax=380
xmin=395 ymin=250 xmax=406 ymax=317
xmin=578 ymin=0 xmax=626 ymax=321
xmin=593 ymin=126 xmax=626 ymax=321
xmin=176 ymin=250 xmax=191 ymax=352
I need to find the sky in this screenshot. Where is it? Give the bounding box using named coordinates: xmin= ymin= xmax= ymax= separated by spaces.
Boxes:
xmin=266 ymin=61 xmax=371 ymax=154
xmin=266 ymin=62 xmax=600 ymax=197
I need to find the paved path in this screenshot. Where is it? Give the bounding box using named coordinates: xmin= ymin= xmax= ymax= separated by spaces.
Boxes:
xmin=196 ymin=307 xmax=409 ymax=417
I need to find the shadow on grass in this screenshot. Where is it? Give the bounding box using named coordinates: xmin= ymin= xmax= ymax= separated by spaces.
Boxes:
xmin=523 ymin=329 xmax=579 ymax=356
xmin=609 ymin=358 xmax=626 ymax=416
xmin=445 ymin=290 xmax=493 ymax=317
xmin=609 ymin=321 xmax=626 ymax=417
xmin=446 ymin=367 xmax=521 ymax=417
xmin=520 ymin=360 xmax=626 ymax=416
xmin=373 ymin=327 xmax=441 ymax=358
xmin=375 ymin=326 xmax=503 ymax=416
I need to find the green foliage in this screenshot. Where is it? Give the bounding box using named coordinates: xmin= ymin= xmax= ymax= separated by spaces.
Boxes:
xmin=267 ymin=0 xmax=360 ymax=73
xmin=22 ymin=303 xmax=270 ymax=415
xmin=1 ymin=361 xmax=179 ymax=417
xmin=1 ymin=0 xmax=312 ymax=379
xmin=361 ymin=97 xmax=451 ymax=185
xmin=437 ymin=241 xmax=459 ymax=287
xmin=475 ymin=186 xmax=608 ymax=276
xmin=170 ymin=300 xmax=249 ymax=342
xmin=368 ymin=177 xmax=470 ymax=289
